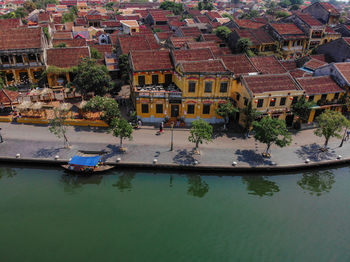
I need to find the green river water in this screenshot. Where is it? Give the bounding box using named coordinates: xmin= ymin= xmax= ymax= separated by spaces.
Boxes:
xmin=0 ymin=165 xmax=349 ymax=262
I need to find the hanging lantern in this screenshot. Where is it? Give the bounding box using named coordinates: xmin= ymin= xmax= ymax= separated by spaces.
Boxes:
xmin=305 ymin=95 xmax=309 ymax=99
xmin=289 ymin=97 xmax=294 ymax=101
xmin=270 ymin=98 xmax=275 ymax=102
xmin=254 ymin=99 xmax=258 ymax=103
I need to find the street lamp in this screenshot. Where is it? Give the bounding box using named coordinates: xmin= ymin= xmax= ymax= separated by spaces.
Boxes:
xmin=170 ymin=121 xmax=174 ymax=151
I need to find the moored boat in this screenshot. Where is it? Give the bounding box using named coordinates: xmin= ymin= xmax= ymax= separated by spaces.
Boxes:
xmin=62 ymin=155 xmax=114 ymax=173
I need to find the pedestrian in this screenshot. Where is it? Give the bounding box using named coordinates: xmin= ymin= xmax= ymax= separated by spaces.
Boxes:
xmin=0 ymin=128 xmax=3 ymax=143
xmin=137 ymin=120 xmax=142 ymax=129
xmin=159 ymin=121 xmax=163 ymax=133
xmin=346 ymin=130 xmax=350 ymax=141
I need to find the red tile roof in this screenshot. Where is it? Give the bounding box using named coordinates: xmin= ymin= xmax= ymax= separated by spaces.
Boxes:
xmin=0 ymin=89 xmax=19 ymax=105
xmin=180 ymin=59 xmax=228 ymax=74
xmin=297 ymin=76 xmax=343 ymax=95
xmin=0 ymin=27 xmax=42 ymax=51
xmin=38 ymin=12 xmax=51 ymax=23
xmin=320 ymin=2 xmax=339 ymax=15
xmin=201 ymin=34 xmax=222 ymax=43
xmin=303 ymin=58 xmax=327 ymax=71
xmin=280 ymin=60 xmax=298 ymax=71
xmin=147 ymin=10 xmax=170 ymax=22
xmin=179 ymin=26 xmax=201 ymax=38
xmin=130 ymin=50 xmax=172 ymax=72
xmin=344 ymin=38 xmax=350 ymax=45
xmin=101 ymin=20 xmax=121 ymax=27
xmin=169 ymin=36 xmax=195 ymax=48
xmin=91 ymin=44 xmax=113 ymax=58
xmin=334 ymin=63 xmax=350 ymax=84
xmin=206 ymin=11 xmax=221 ymax=20
xmin=295 ymin=12 xmax=323 ymax=27
xmin=169 ymin=20 xmax=185 ymax=27
xmin=270 ymin=23 xmax=305 ymax=36
xmin=53 ymin=38 xmax=87 ymax=47
xmin=0 ymin=18 xmax=21 ymax=29
xmin=250 ymin=56 xmax=287 ymax=74
xmin=118 ymin=35 xmax=159 ymax=54
xmin=219 ymin=54 xmax=257 ymax=75
xmin=234 ymin=19 xmax=265 ymax=29
xmin=53 ymin=31 xmax=73 ymax=40
xmin=172 ymin=48 xmax=214 ymax=63
xmin=243 ymin=74 xmax=300 ymax=94
xmin=196 ymin=15 xmax=210 ymax=24
xmin=324 ymin=26 xmax=338 ymax=34
xmin=235 ymin=28 xmax=274 ymax=46
xmin=310 ymin=54 xmax=326 ymax=62
xmin=46 ymin=46 xmax=90 ymax=68
xmin=156 ymin=31 xmax=174 ymax=41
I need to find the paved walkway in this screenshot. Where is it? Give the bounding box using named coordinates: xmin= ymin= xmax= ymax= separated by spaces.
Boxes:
xmin=0 ymin=122 xmax=349 ymax=167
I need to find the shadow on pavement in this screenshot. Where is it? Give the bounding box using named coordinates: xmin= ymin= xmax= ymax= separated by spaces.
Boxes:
xmin=73 ymin=126 xmax=108 ymax=133
xmin=34 ymin=147 xmax=62 ymax=158
xmin=295 ymin=143 xmax=336 ymax=162
xmin=235 ymin=149 xmax=272 ymax=166
xmin=173 ymin=149 xmax=196 ymax=165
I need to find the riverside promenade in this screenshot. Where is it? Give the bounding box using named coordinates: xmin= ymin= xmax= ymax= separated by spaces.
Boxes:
xmin=0 ymin=122 xmax=350 ymax=171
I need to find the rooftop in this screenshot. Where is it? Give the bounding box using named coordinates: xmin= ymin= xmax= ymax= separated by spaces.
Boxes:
xmin=295 ymin=12 xmax=323 ymax=27
xmin=270 ymin=23 xmax=306 ymax=36
xmin=180 ymin=59 xmax=228 ymax=74
xmin=172 ymin=48 xmax=214 ymax=63
xmin=334 ymin=62 xmax=350 ymax=84
xmin=218 ymin=54 xmax=257 ymax=76
xmin=46 ymin=46 xmax=90 ymax=68
xmin=250 ymin=56 xmax=287 ymax=74
xmin=297 ymin=76 xmax=343 ymax=95
xmin=130 ymin=50 xmax=172 ymax=72
xmin=234 ymin=19 xmax=265 ymax=29
xmin=303 ymin=58 xmax=327 ymax=71
xmin=0 ymin=27 xmax=42 ymax=51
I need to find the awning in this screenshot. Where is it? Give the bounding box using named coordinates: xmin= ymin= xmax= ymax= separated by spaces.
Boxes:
xmin=68 ymin=155 xmax=100 ymax=167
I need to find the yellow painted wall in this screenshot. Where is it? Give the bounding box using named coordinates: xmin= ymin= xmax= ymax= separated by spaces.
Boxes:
xmin=133 ymin=71 xmax=173 ymax=86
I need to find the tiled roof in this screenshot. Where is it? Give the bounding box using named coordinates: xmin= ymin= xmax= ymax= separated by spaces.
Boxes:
xmin=46 ymin=46 xmax=90 ymax=68
xmin=0 ymin=18 xmax=21 ymax=29
xmin=280 ymin=60 xmax=298 ymax=71
xmin=320 ymin=2 xmax=339 ymax=15
xmin=219 ymin=54 xmax=257 ymax=75
xmin=91 ymin=44 xmax=113 ymax=58
xmin=310 ymin=54 xmax=326 ymax=62
xmin=234 ymin=19 xmax=265 ymax=29
xmin=130 ymin=50 xmax=172 ymax=71
xmin=206 ymin=11 xmax=222 ymax=20
xmin=250 ymin=56 xmax=287 ymax=74
xmin=270 ymin=23 xmax=305 ymax=36
xmin=53 ymin=31 xmax=73 ymax=40
xmin=235 ymin=28 xmax=274 ymax=46
xmin=38 ymin=12 xmax=50 ymax=22
xmin=324 ymin=26 xmax=339 ymax=34
xmin=156 ymin=31 xmax=174 ymax=41
xmin=53 ymin=38 xmax=87 ymax=47
xmin=118 ymin=35 xmax=159 ymax=54
xmin=344 ymin=38 xmax=350 ymax=45
xmin=169 ymin=36 xmax=195 ymax=48
xmin=152 ymin=24 xmax=170 ymax=31
xmin=169 ymin=20 xmax=185 ymax=27
xmin=101 ymin=20 xmax=121 ymax=27
xmin=289 ymin=68 xmax=312 ymax=78
xmin=179 ymin=26 xmax=201 ymax=38
xmin=334 ymin=62 xmax=350 ymax=84
xmin=297 ymin=76 xmax=343 ymax=95
xmin=0 ymin=27 xmax=42 ymax=51
xmin=201 ymin=34 xmax=221 ymax=43
xmin=180 ymin=59 xmax=228 ymax=74
xmin=148 ymin=10 xmax=170 ymax=22
xmin=172 ymin=48 xmax=214 ymax=63
xmin=303 ymin=58 xmax=327 ymax=71
xmin=243 ymin=74 xmax=300 ymax=94
xmin=295 ymin=12 xmax=323 ymax=27
xmin=196 ymin=15 xmax=210 ymax=24
xmin=0 ymin=89 xmax=19 ymax=104
xmin=120 ymin=20 xmax=139 ymax=27
xmin=75 ymin=17 xmax=87 ymax=26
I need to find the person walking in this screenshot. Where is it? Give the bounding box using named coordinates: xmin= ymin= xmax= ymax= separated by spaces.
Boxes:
xmin=159 ymin=121 xmax=164 ymax=134
xmin=0 ymin=128 xmax=3 ymax=143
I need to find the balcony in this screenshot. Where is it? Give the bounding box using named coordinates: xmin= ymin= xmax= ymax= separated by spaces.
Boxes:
xmin=134 ymin=84 xmax=182 ymax=99
xmin=315 ymin=99 xmax=343 ymax=107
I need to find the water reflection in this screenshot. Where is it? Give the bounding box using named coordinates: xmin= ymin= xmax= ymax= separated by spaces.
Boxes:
xmin=113 ymin=173 xmax=135 ymax=192
xmin=60 ymin=174 xmax=103 ymax=194
xmin=297 ymin=170 xmax=335 ymax=196
xmin=242 ymin=176 xmax=280 ymax=197
xmin=0 ymin=168 xmax=17 ymax=179
xmin=187 ymin=175 xmax=209 ymax=198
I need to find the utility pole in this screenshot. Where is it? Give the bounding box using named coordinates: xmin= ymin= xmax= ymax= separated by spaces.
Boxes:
xmin=170 ymin=122 xmax=174 ymax=151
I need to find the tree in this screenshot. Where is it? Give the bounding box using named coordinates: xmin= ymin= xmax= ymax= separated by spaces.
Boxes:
xmin=188 ymin=119 xmax=213 ymax=151
xmin=198 ymin=0 xmax=213 ymax=10
xmin=49 ymin=108 xmax=70 ymax=148
xmin=215 ymin=101 xmax=238 ymax=127
xmin=291 ymin=96 xmax=315 ymax=128
xmin=187 ymin=175 xmax=209 ymax=198
xmin=276 ymin=11 xmax=290 ymax=18
xmin=24 ymin=1 xmax=37 ymax=13
xmin=32 ymin=0 xmax=58 ymax=9
xmin=214 ymin=26 xmax=231 ymax=41
xmin=314 ymin=110 xmax=347 ymax=148
xmin=62 ymin=9 xmax=76 ymax=23
xmin=111 ymin=118 xmax=133 ymax=148
xmin=240 ymin=10 xmax=259 ymax=19
xmin=118 ymin=54 xmax=129 ymax=84
xmin=241 ymin=101 xmax=261 ymax=135
xmin=160 ymin=1 xmax=184 ymax=15
xmin=73 ymin=58 xmax=112 ymax=99
xmin=54 ymin=42 xmax=66 ymax=48
xmin=222 ymin=13 xmax=233 ymax=21
xmin=297 ymin=170 xmax=335 ymax=196
xmin=90 ymin=47 xmax=102 ymax=59
xmin=242 ymin=176 xmax=280 ymax=197
xmin=236 ymin=38 xmax=252 ymax=53
xmin=252 ymin=116 xmax=292 ymax=155
xmin=83 ymin=96 xmax=121 ymax=126
xmin=279 ymin=0 xmax=291 ymax=8
xmin=105 ymin=2 xmax=115 ymax=11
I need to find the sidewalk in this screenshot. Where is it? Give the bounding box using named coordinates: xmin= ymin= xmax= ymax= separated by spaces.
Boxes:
xmin=0 ymin=122 xmax=349 ymax=168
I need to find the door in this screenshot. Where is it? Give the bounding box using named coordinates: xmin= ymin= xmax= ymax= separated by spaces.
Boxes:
xmin=164 ymin=74 xmax=172 ymax=86
xmin=171 ymin=105 xmax=179 ymax=118
xmin=285 ymin=114 xmax=294 ymax=127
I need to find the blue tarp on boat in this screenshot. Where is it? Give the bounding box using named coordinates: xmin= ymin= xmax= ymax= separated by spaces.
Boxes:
xmin=69 ymin=155 xmax=100 ymax=167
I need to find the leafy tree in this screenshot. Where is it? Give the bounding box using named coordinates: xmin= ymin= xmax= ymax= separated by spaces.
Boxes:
xmin=113 ymin=173 xmax=135 ymax=192
xmin=111 ymin=118 xmax=133 ymax=148
xmin=241 ymin=101 xmax=261 ymax=135
xmin=276 ymin=11 xmax=290 ymax=18
xmin=297 ymin=170 xmax=335 ymax=196
xmin=188 ymin=119 xmax=213 ymax=150
xmin=290 ymin=0 xmax=303 ymax=5
xmin=105 ymin=2 xmax=115 ymax=11
xmin=279 ymin=0 xmax=291 ymax=8
xmin=242 ymin=176 xmax=280 ymax=197
xmin=291 ymin=96 xmax=315 ymax=126
xmin=314 ymin=110 xmax=347 ymax=148
xmin=214 ymin=26 xmax=231 ymax=41
xmin=215 ymin=101 xmax=238 ymax=127
xmin=24 ymin=1 xmax=37 ymax=13
xmin=62 ymin=9 xmax=76 ymax=23
xmin=231 ymin=0 xmax=241 ymax=4
xmin=49 ymin=108 xmax=70 ymax=148
xmin=118 ymin=54 xmax=129 ymax=84
xmin=222 ymin=13 xmax=233 ymax=20
xmin=252 ymin=116 xmax=292 ymax=154
xmin=236 ymin=38 xmax=252 ymax=53
xmin=54 ymin=42 xmax=66 ymax=48
xmin=0 ymin=74 xmax=4 ymax=89
xmin=198 ymin=0 xmax=214 ymax=10
xmin=290 ymin=4 xmax=300 ymax=11
xmin=240 ymin=10 xmax=259 ymax=19
xmin=73 ymin=58 xmax=112 ymax=99
xmin=32 ymin=0 xmax=58 ymax=9
xmin=160 ymin=1 xmax=184 ymax=15
xmin=83 ymin=96 xmax=120 ymax=126
xmin=90 ymin=47 xmax=102 ymax=59
xmin=187 ymin=175 xmax=209 ymax=198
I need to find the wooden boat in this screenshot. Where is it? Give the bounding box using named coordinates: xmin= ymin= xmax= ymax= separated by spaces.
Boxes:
xmin=62 ymin=155 xmax=114 ymax=173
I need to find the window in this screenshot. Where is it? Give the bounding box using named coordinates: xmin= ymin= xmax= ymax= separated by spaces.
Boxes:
xmin=15 ymin=55 xmax=23 ymax=63
xmin=334 ymin=93 xmax=339 ymax=100
xmin=280 ymin=97 xmax=286 ymax=106
xmin=236 ymin=93 xmax=241 ymax=101
xmin=188 ymin=82 xmax=196 ymax=93
xmin=308 ymin=95 xmax=314 ymax=102
xmin=321 ymin=94 xmax=327 ymax=100
xmin=141 ymin=104 xmax=149 ymax=114
xmin=6 ymin=73 xmax=14 ymax=82
xmin=156 ymin=104 xmax=163 ymax=114
xmin=165 ymin=74 xmax=172 ymax=85
xmin=204 ymin=82 xmax=212 ymax=93
xmin=220 ymin=82 xmax=228 ymax=93
xmin=257 ymin=99 xmax=264 ymax=108
xmin=244 ymin=97 xmax=248 ymax=106
xmin=187 ymin=104 xmax=195 ymax=114
xmin=138 ymin=75 xmax=145 ymax=86
xmin=33 ymin=71 xmax=42 ymax=80
xmin=292 ymin=96 xmax=298 ymax=105
xmin=203 ymin=104 xmax=210 ymax=114
xmin=269 ymin=98 xmax=276 ymax=107
xmin=1 ymin=55 xmax=9 ymax=63
xmin=152 ymin=75 xmax=159 ymax=85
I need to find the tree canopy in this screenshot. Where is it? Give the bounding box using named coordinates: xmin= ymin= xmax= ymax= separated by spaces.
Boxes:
xmin=241 ymin=101 xmax=261 ymax=134
xmin=215 ymin=101 xmax=238 ymax=125
xmin=198 ymin=0 xmax=214 ymax=10
xmin=188 ymin=119 xmax=213 ymax=150
xmin=236 ymin=38 xmax=253 ymax=55
xmin=291 ymin=96 xmax=315 ymax=123
xmin=253 ymin=116 xmax=292 ymax=154
xmin=49 ymin=108 xmax=70 ymax=148
xmin=214 ymin=26 xmax=231 ymax=41
xmin=83 ymin=96 xmax=120 ymax=126
xmin=111 ymin=118 xmax=133 ymax=148
xmin=73 ymin=58 xmax=112 ymax=98
xmin=118 ymin=54 xmax=129 ymax=84
xmin=90 ymin=47 xmax=102 ymax=59
xmin=160 ymin=1 xmax=184 ymax=15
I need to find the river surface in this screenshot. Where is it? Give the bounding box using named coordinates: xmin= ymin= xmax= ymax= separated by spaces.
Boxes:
xmin=0 ymin=165 xmax=349 ymax=262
